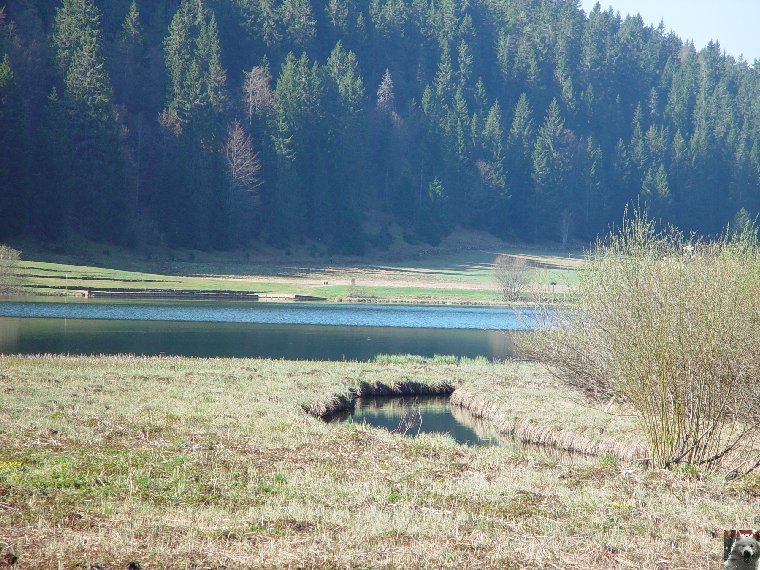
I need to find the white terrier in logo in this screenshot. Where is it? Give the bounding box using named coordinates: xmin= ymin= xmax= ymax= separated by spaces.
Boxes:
xmin=725 ymin=533 xmax=760 ymax=570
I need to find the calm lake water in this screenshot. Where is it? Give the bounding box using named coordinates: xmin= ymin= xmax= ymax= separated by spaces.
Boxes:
xmin=0 ymin=299 xmax=530 ymax=360
xmin=328 ymin=396 xmax=501 ymax=446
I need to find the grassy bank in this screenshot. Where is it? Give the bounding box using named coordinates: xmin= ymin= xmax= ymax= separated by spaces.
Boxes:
xmin=0 ymin=355 xmax=753 ymax=568
xmin=10 ymin=243 xmax=580 ymax=304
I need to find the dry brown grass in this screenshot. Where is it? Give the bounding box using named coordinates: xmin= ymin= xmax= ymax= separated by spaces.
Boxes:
xmin=0 ymin=355 xmax=755 ymax=568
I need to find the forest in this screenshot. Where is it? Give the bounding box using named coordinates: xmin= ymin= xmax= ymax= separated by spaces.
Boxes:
xmin=0 ymin=0 xmax=758 ymax=253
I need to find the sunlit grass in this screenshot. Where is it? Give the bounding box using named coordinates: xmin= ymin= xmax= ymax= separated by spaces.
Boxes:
xmin=11 ymin=246 xmax=579 ymax=304
xmin=0 ymin=354 xmax=751 ymax=567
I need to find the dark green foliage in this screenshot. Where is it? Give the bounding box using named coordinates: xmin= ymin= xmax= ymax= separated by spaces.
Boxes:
xmin=0 ymin=53 xmax=28 ymax=239
xmin=0 ymin=0 xmax=759 ymax=250
xmin=53 ymin=0 xmax=131 ymax=243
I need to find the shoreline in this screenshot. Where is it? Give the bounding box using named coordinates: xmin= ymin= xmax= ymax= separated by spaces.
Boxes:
xmin=2 ymin=290 xmax=563 ymax=309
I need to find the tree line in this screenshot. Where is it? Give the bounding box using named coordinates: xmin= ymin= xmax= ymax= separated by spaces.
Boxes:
xmin=1 ymin=0 xmax=758 ymax=253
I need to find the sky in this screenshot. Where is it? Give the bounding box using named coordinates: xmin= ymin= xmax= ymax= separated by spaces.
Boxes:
xmin=579 ymin=0 xmax=760 ymax=63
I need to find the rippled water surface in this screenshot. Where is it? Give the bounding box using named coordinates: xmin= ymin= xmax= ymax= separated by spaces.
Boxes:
xmin=0 ymin=299 xmax=535 ymax=329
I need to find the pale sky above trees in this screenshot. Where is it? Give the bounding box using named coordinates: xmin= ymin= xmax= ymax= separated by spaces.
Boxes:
xmin=581 ymin=0 xmax=760 ymax=62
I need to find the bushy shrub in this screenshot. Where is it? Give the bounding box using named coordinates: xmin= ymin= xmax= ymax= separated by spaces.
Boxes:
xmin=519 ymin=213 xmax=760 ymax=473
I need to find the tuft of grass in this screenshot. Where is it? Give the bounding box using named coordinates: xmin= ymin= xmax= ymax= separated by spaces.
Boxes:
xmin=373 ymin=354 xmax=429 ymax=364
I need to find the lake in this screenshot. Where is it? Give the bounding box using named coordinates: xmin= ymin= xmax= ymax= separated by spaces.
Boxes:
xmin=0 ymin=299 xmax=533 ymax=360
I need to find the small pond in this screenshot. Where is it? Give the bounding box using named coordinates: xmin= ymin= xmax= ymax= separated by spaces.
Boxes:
xmin=330 ymin=396 xmax=596 ymax=462
xmin=328 ymin=395 xmax=501 ymax=446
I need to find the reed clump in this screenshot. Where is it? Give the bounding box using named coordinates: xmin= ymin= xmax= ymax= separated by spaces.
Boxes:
xmin=519 ymin=212 xmax=760 ymax=473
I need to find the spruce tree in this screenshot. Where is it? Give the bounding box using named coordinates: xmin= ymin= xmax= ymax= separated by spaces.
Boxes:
xmin=54 ymin=0 xmax=129 ymax=243
xmin=0 ymin=54 xmax=27 ymax=238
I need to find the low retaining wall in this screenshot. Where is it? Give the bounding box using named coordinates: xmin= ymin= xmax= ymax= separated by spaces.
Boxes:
xmin=86 ymin=289 xmax=259 ymax=300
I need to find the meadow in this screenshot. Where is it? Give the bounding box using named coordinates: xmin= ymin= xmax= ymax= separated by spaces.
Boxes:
xmin=0 ymin=354 xmax=753 ymax=568
xmin=9 ymin=240 xmax=580 ymax=304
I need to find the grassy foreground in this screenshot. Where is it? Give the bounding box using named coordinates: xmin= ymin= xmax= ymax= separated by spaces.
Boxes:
xmin=0 ymin=355 xmax=754 ymax=568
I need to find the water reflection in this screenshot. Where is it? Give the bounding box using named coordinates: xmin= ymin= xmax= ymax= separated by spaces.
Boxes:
xmin=0 ymin=317 xmax=518 ymax=360
xmin=330 ymin=396 xmax=501 ymax=446
xmin=0 ymin=317 xmax=19 ymax=353
xmin=333 ymin=396 xmax=595 ymax=463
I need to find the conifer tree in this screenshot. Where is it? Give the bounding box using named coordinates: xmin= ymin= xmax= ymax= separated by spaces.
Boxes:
xmin=54 ymin=0 xmax=128 ymax=242
xmin=52 ymin=0 xmax=100 ymax=74
xmin=376 ymin=68 xmax=395 ymax=114
xmin=115 ymin=0 xmax=147 ymax=110
xmin=326 ymin=42 xmax=366 ymax=250
xmin=481 ymin=101 xmax=505 ymax=193
xmin=531 ymin=99 xmax=568 ymax=239
xmin=281 ymin=0 xmax=316 ymax=48
xmin=0 ymin=54 xmax=26 ymax=238
xmin=34 ymin=88 xmax=72 ymax=240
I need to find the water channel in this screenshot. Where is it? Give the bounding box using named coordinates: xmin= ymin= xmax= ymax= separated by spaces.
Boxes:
xmin=329 ymin=395 xmax=592 ymax=461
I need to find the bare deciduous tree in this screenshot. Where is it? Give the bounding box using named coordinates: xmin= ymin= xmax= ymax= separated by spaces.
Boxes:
xmin=476 ymin=159 xmax=503 ymax=192
xmin=225 ymin=120 xmax=262 ymax=194
xmin=493 ymin=254 xmax=529 ymax=302
xmin=242 ymin=65 xmax=274 ymax=123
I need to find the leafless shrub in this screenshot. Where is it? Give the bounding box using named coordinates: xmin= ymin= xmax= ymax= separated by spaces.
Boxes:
xmin=493 ymin=254 xmax=529 ymax=302
xmin=0 ymin=244 xmax=20 ymax=295
xmin=518 ymin=212 xmax=760 ymax=473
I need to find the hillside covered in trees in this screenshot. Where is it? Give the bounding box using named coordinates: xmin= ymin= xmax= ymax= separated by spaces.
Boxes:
xmin=1 ymin=0 xmax=759 ymax=253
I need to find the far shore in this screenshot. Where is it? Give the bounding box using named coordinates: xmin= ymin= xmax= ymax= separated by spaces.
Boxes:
xmin=6 ymin=241 xmax=581 ymax=306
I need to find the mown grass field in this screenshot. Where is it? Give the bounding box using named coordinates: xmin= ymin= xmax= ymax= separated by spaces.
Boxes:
xmin=0 ymin=355 xmax=753 ymax=568
xmin=11 ymin=244 xmax=581 ymax=304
